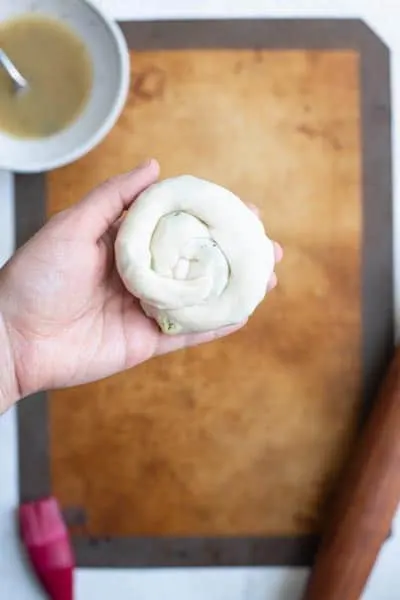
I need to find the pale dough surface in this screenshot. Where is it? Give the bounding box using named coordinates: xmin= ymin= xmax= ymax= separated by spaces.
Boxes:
xmin=115 ymin=175 xmax=275 ymax=334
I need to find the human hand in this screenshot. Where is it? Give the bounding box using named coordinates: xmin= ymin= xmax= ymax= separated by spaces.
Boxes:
xmin=0 ymin=159 xmax=282 ymax=407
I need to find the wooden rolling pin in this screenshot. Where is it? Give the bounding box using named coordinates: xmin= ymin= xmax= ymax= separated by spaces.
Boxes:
xmin=303 ymin=348 xmax=400 ymax=600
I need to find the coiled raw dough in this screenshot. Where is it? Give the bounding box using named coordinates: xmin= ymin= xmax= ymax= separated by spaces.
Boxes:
xmin=115 ymin=175 xmax=275 ymax=334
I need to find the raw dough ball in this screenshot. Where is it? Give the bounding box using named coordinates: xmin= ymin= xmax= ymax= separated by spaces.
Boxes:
xmin=115 ymin=175 xmax=275 ymax=334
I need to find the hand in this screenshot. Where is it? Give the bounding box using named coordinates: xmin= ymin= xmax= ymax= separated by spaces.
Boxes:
xmin=0 ymin=159 xmax=282 ymax=406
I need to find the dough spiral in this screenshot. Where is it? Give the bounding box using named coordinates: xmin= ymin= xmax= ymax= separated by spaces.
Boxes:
xmin=115 ymin=175 xmax=275 ymax=334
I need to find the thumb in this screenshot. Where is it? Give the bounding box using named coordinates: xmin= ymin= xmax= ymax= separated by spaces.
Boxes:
xmin=67 ymin=159 xmax=160 ymax=240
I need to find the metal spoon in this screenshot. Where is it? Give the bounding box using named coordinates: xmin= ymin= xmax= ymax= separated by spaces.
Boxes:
xmin=0 ymin=49 xmax=28 ymax=93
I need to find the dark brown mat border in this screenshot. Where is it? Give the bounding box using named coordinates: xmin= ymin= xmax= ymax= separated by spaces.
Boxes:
xmin=16 ymin=19 xmax=393 ymax=568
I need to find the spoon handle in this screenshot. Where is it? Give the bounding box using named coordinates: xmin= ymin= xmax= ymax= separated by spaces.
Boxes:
xmin=0 ymin=48 xmax=28 ymax=90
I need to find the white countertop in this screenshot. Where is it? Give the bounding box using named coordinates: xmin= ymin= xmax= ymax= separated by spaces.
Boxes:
xmin=1 ymin=1 xmax=400 ymax=598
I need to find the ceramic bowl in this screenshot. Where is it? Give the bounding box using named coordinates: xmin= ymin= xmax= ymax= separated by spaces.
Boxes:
xmin=0 ymin=0 xmax=130 ymax=172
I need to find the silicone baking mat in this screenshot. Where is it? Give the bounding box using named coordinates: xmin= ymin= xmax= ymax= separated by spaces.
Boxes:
xmin=16 ymin=20 xmax=393 ymax=568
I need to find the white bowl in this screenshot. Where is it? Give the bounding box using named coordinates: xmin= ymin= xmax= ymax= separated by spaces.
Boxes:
xmin=0 ymin=0 xmax=130 ymax=173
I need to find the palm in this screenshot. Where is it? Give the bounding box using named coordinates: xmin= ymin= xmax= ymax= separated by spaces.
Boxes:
xmin=0 ymin=211 xmax=160 ymax=394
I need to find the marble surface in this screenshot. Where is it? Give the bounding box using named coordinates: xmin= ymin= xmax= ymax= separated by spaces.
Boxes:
xmin=1 ymin=0 xmax=400 ymax=598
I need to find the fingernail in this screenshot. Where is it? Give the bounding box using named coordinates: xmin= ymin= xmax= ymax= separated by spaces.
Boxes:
xmin=273 ymin=242 xmax=283 ymax=263
xmin=267 ymin=273 xmax=278 ymax=291
xmin=136 ymin=158 xmax=153 ymax=170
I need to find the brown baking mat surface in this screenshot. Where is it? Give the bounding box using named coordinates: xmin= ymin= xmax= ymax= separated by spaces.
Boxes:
xmin=16 ymin=20 xmax=393 ymax=568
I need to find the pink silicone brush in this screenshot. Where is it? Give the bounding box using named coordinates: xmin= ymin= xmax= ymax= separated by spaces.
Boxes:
xmin=19 ymin=497 xmax=75 ymax=600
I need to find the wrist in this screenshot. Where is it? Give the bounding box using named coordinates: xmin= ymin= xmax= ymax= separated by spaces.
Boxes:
xmin=0 ymin=310 xmax=21 ymax=413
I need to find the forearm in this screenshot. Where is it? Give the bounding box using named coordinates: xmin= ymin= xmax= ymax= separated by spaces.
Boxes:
xmin=0 ymin=311 xmax=20 ymax=413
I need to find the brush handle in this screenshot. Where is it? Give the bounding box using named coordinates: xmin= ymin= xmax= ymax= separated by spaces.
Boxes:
xmin=303 ymin=348 xmax=400 ymax=600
